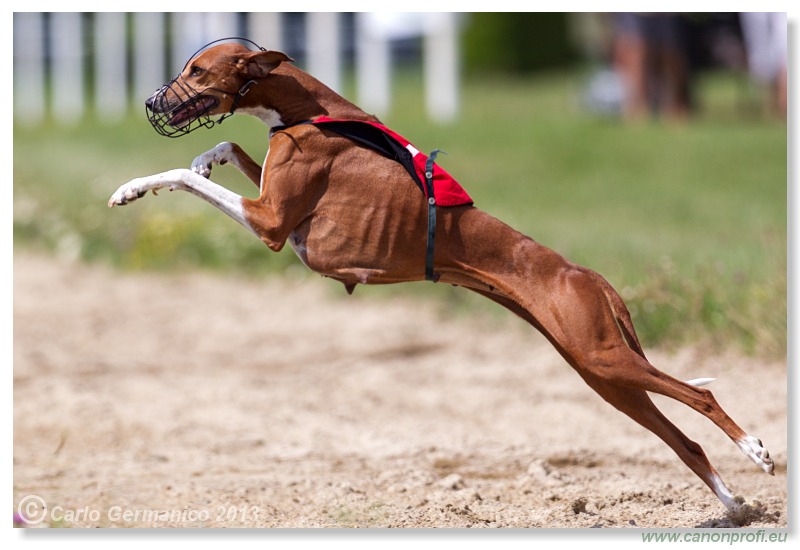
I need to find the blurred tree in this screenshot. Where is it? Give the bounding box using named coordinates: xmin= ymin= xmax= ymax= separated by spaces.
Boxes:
xmin=463 ymin=12 xmax=579 ymax=74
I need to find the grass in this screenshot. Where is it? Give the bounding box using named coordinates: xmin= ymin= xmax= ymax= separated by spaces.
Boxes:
xmin=13 ymin=69 xmax=786 ymax=356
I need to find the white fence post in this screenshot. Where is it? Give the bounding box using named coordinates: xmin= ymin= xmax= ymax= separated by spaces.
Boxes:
xmin=133 ymin=13 xmax=166 ymax=106
xmin=171 ymin=12 xmax=239 ymax=72
xmin=95 ymin=12 xmax=128 ymax=121
xmin=51 ymin=12 xmax=84 ymax=124
xmin=356 ymin=12 xmax=461 ymax=122
xmin=13 ymin=12 xmax=46 ymax=125
xmin=13 ymin=12 xmax=462 ymax=126
xmin=171 ymin=13 xmax=208 ymax=71
xmin=205 ymin=12 xmax=239 ymax=43
xmin=307 ymin=12 xmax=341 ymax=93
xmin=356 ymin=12 xmax=391 ymax=117
xmin=248 ymin=13 xmax=283 ymax=51
xmin=424 ymin=13 xmax=460 ymax=123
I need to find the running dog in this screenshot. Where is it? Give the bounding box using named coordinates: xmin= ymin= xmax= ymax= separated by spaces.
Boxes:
xmin=108 ymin=39 xmax=774 ymax=511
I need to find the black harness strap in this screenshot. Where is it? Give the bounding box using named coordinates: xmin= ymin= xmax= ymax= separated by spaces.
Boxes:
xmin=268 ymin=119 xmax=313 ymax=138
xmin=270 ymin=120 xmax=444 ymax=283
xmin=424 ymin=150 xmax=442 ymax=282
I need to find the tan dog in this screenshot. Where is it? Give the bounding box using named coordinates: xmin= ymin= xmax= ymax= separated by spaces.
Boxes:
xmin=108 ymin=40 xmax=773 ymax=511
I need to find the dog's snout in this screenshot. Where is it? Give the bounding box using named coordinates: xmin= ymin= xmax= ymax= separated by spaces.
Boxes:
xmin=145 ymin=88 xmax=166 ymax=113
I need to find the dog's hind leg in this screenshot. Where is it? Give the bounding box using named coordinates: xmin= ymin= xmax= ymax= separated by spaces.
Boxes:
xmin=534 ymin=265 xmax=774 ymax=478
xmin=442 ymin=214 xmax=773 ymax=504
xmin=469 ymin=280 xmax=769 ymax=508
xmin=578 ymin=372 xmax=740 ymax=510
xmin=579 ymin=335 xmax=774 ymax=477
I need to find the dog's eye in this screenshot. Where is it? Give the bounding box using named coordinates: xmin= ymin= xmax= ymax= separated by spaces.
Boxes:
xmin=189 ymin=66 xmax=204 ymax=77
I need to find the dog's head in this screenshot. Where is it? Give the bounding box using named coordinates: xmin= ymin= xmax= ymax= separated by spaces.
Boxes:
xmin=146 ymin=40 xmax=292 ymax=137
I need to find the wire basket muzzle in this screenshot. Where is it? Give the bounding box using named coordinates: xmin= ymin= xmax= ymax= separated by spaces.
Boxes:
xmin=145 ymin=76 xmax=218 ymax=138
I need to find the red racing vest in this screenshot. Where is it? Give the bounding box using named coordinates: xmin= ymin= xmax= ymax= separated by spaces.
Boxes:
xmin=311 ymin=116 xmax=473 ymax=208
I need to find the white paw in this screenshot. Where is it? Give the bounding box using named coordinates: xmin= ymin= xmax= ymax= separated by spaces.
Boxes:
xmin=737 ymin=435 xmax=774 ymax=475
xmin=191 ymin=142 xmax=234 ymax=178
xmin=108 ymin=169 xmax=191 ymax=208
xmin=108 ymin=178 xmax=150 ymax=207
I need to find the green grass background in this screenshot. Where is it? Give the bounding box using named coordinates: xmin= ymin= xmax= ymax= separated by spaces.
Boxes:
xmin=13 ymin=71 xmax=786 ymax=356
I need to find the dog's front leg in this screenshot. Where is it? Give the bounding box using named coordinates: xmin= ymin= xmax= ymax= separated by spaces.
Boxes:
xmin=191 ymin=142 xmax=262 ymax=187
xmin=108 ymin=168 xmax=258 ymax=237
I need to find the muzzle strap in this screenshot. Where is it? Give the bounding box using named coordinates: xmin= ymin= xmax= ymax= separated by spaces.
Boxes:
xmin=218 ymin=79 xmax=257 ymax=125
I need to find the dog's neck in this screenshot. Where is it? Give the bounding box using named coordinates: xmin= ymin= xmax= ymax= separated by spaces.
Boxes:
xmin=237 ymin=63 xmax=378 ymax=128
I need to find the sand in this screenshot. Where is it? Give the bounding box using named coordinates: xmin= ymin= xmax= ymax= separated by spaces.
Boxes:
xmin=12 ymin=253 xmax=787 ymax=529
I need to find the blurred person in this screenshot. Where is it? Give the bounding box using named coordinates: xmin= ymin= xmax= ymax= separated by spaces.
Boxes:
xmin=739 ymin=12 xmax=787 ymax=117
xmin=613 ymin=13 xmax=691 ymax=121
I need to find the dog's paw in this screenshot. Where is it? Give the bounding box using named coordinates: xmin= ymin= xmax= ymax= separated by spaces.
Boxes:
xmin=737 ymin=435 xmax=774 ymax=475
xmin=108 ymin=180 xmax=148 ymax=207
xmin=191 ymin=156 xmax=213 ymax=178
xmin=191 ymin=142 xmax=234 ymax=178
xmin=108 ymin=170 xmax=191 ymax=208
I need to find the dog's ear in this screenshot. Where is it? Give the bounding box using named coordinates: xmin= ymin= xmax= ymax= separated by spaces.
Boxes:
xmin=239 ymin=50 xmax=294 ymax=78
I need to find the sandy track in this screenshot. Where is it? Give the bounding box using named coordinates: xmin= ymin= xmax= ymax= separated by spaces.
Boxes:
xmin=13 ymin=253 xmax=787 ymax=528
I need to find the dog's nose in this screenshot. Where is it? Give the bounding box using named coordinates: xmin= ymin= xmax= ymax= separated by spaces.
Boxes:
xmin=145 ymin=87 xmax=167 ymax=112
